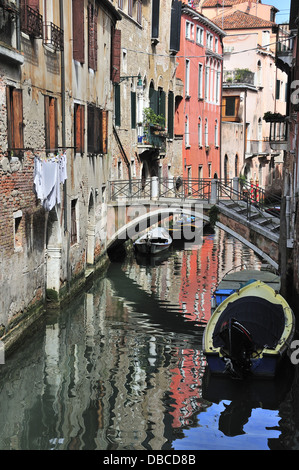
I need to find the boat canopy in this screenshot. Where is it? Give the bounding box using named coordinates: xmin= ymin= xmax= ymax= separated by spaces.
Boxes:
xmin=212 ymin=296 xmax=285 ymax=350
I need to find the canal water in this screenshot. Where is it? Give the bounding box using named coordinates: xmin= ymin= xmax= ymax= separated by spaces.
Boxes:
xmin=0 ymin=228 xmax=298 ymax=451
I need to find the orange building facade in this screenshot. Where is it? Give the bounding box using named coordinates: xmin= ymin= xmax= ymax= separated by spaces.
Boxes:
xmin=175 ymin=4 xmax=225 ymax=180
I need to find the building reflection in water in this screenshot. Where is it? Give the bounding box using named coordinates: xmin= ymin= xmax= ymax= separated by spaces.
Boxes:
xmin=1 ymin=228 xmax=292 ymax=451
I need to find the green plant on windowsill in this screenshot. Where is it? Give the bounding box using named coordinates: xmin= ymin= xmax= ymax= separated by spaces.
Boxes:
xmin=143 ymin=107 xmax=166 ymax=130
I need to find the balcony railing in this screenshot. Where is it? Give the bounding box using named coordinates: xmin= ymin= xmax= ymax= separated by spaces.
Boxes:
xmin=43 ymin=22 xmax=64 ymax=51
xmin=21 ymin=6 xmax=43 ymax=38
xmin=224 ymin=69 xmax=255 ymax=86
xmin=245 ymin=139 xmax=271 ymax=157
xmin=138 ymin=124 xmax=167 ymax=152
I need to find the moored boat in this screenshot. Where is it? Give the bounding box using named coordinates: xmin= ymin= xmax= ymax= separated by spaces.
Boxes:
xmin=203 ymin=270 xmax=295 ymax=379
xmin=133 ymin=227 xmax=172 ymax=255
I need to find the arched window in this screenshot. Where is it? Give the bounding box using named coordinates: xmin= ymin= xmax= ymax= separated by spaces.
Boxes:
xmin=204 ymin=118 xmax=208 ymax=147
xmin=198 ymin=117 xmax=202 ymax=147
xmin=185 ymin=115 xmax=190 ymax=147
xmin=214 ymin=119 xmax=218 ymax=147
xmin=257 ymin=60 xmax=262 ymax=87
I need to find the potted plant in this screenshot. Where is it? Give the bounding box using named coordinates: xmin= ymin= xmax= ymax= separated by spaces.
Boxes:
xmin=263 ymin=111 xmax=286 ymax=122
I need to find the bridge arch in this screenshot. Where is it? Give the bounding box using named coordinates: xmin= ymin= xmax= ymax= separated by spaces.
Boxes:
xmin=106 ymin=204 xmax=278 ymax=269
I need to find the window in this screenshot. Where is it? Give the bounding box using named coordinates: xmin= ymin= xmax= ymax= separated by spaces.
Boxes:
xmin=262 ymin=30 xmax=270 ymax=50
xmin=196 ymin=26 xmax=204 ymax=45
xmin=215 ymin=37 xmax=218 ymax=53
xmin=21 ymin=0 xmax=43 ymax=38
xmin=198 ymin=118 xmax=202 ymax=147
xmin=131 ymin=91 xmax=136 ymax=129
xmin=170 ymin=0 xmax=181 ymax=52
xmin=14 ymin=211 xmax=23 ymax=252
xmin=45 ymin=95 xmax=58 ymax=152
xmin=222 ymin=96 xmax=240 ymax=121
xmin=198 ymin=63 xmax=203 ymax=99
xmin=74 ymin=104 xmax=85 ymax=154
xmin=214 ymin=120 xmax=218 ymax=147
xmin=186 ymin=20 xmax=193 ymax=40
xmin=137 ymin=0 xmax=142 ymax=25
xmin=128 ymin=0 xmax=133 ymax=16
xmin=88 ymin=2 xmax=98 ymax=70
xmin=6 ymin=87 xmax=24 ymax=152
xmin=168 ymin=91 xmax=174 ymax=139
xmin=118 ymin=0 xmax=123 ymax=9
xmin=152 ymin=0 xmax=160 ymax=40
xmin=72 ymin=0 xmax=84 ymax=63
xmin=204 ymin=118 xmax=208 ymax=147
xmin=276 ymin=79 xmax=281 ymax=99
xmin=186 ymin=59 xmax=190 ymax=96
xmin=205 ymin=62 xmax=210 ymax=101
xmin=215 ymin=67 xmax=221 ymax=104
xmin=185 ymin=115 xmax=190 ymax=147
xmin=114 ymin=84 xmax=121 ymax=126
xmin=257 ymin=60 xmax=262 ymax=87
xmin=71 ymin=199 xmax=78 ymax=245
xmin=111 ymin=27 xmax=121 ymax=83
xmin=206 ymin=32 xmax=213 ymax=50
xmin=235 ymin=154 xmax=239 ymax=177
xmin=87 ymin=105 xmax=108 ymax=154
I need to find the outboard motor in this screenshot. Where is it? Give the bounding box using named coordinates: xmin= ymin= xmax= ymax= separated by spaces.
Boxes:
xmin=219 ymin=318 xmax=255 ymax=378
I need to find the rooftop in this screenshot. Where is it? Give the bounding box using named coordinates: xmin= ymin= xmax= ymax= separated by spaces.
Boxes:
xmin=212 ymin=9 xmax=275 ymax=29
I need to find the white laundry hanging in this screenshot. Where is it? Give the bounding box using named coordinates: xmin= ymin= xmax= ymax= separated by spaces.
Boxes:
xmin=34 ymin=152 xmax=67 ymax=211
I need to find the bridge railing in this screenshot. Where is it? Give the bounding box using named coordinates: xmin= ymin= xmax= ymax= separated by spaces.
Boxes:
xmin=109 ymin=177 xmax=213 ymax=201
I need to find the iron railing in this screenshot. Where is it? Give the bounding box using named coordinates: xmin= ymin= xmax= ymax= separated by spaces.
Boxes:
xmin=109 ymin=178 xmax=213 ymax=201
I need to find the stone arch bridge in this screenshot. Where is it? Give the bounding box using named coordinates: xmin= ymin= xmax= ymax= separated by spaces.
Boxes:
xmin=106 ymin=177 xmax=281 ymax=270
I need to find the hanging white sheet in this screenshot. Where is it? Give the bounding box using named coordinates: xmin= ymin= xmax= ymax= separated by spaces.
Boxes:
xmin=34 ymin=153 xmax=67 ymax=211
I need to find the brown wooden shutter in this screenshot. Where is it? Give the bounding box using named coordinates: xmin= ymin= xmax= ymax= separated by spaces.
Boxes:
xmin=102 ymin=110 xmax=108 ymax=154
xmin=111 ymin=28 xmax=121 ymax=83
xmin=88 ymin=3 xmax=98 ymax=71
xmin=75 ymin=104 xmax=85 ymax=153
xmin=12 ymin=89 xmax=24 ymax=150
xmin=72 ymin=0 xmax=85 ymax=63
xmin=45 ymin=96 xmax=58 ymax=151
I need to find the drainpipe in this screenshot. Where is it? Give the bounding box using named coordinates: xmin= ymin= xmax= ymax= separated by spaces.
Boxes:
xmin=59 ymin=0 xmax=67 ymax=233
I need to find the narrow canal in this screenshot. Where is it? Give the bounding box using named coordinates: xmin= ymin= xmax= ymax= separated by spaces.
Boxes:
xmin=0 ymin=229 xmax=298 ymax=450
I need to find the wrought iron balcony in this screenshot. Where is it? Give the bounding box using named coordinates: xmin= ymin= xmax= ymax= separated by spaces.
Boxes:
xmin=138 ymin=124 xmax=167 ymax=152
xmin=21 ymin=5 xmax=43 ymax=38
xmin=43 ymin=22 xmax=64 ymax=51
xmin=275 ymin=25 xmax=293 ymax=71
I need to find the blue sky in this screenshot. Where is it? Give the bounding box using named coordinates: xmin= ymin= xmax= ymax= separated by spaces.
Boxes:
xmin=263 ymin=0 xmax=291 ymax=23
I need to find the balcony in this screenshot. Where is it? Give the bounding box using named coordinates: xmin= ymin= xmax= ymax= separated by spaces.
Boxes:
xmin=245 ymin=139 xmax=271 ymax=158
xmin=274 ymin=25 xmax=293 ymax=72
xmin=21 ymin=6 xmax=43 ymax=38
xmin=224 ymin=69 xmax=255 ymax=87
xmin=43 ymin=22 xmax=64 ymax=51
xmin=263 ymin=112 xmax=288 ymax=151
xmin=138 ymin=124 xmax=167 ymax=152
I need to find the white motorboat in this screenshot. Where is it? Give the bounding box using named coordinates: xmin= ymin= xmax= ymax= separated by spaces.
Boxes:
xmin=134 ymin=227 xmax=172 ymax=255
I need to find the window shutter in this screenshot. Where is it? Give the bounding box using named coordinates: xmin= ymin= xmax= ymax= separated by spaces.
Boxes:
xmin=111 ymin=28 xmax=121 ymax=83
xmin=167 ymin=91 xmax=174 ymax=138
xmin=94 ymin=107 xmax=102 ymax=153
xmin=45 ymin=96 xmax=58 ymax=151
xmin=88 ymin=105 xmax=95 ymax=153
xmin=12 ymin=89 xmax=24 ymax=150
xmin=170 ymin=0 xmax=181 ymax=52
xmin=152 ymin=0 xmax=160 ymax=39
xmin=88 ymin=3 xmax=98 ymax=71
xmin=73 ymin=0 xmax=85 ymax=63
xmin=131 ymin=92 xmax=136 ymax=129
xmin=75 ymin=104 xmax=85 ymax=153
xmin=115 ymin=84 xmax=121 ymax=127
xmin=102 ymin=110 xmax=108 ymax=154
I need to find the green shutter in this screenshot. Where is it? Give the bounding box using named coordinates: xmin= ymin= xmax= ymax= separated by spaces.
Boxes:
xmin=167 ymin=91 xmax=174 ymax=138
xmin=115 ymin=84 xmax=121 ymax=127
xmin=131 ymin=91 xmax=136 ymax=129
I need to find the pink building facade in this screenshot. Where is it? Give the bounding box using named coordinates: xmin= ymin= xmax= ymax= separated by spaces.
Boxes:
xmin=175 ymin=3 xmax=225 ymax=180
